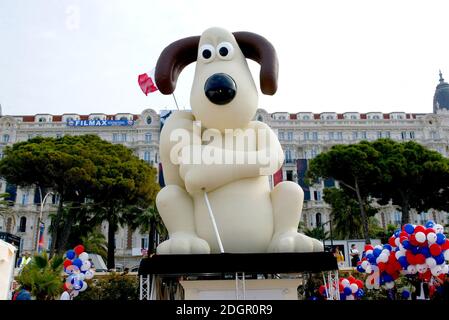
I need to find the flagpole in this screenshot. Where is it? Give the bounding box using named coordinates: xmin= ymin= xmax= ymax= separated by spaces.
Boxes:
xmin=171 ymin=93 xmax=180 ymax=110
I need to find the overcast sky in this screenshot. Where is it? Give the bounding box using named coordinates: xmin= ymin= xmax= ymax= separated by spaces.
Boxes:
xmin=1 ymin=0 xmax=449 ymax=116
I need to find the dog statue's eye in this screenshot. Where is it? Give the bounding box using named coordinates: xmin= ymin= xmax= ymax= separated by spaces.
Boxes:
xmin=217 ymin=42 xmax=234 ymax=60
xmin=199 ymin=44 xmax=215 ymax=63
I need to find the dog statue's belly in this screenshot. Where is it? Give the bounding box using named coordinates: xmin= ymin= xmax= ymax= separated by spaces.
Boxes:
xmin=193 ymin=176 xmax=274 ymax=253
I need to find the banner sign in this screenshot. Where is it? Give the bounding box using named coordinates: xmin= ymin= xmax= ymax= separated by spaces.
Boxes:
xmin=67 ymin=119 xmax=134 ymax=127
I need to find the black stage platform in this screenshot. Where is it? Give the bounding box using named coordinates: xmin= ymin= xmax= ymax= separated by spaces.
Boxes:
xmin=138 ymin=252 xmax=338 ymax=276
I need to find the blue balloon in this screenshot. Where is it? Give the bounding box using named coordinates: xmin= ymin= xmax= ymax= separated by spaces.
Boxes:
xmin=398 ymin=256 xmax=409 ymax=268
xmin=436 ymin=233 xmax=446 ymax=245
xmin=344 ymin=287 xmax=352 ymax=296
xmin=394 ymin=230 xmax=401 ymax=238
xmin=435 ymin=254 xmax=445 ymax=265
xmin=402 ymin=240 xmax=411 ymax=249
xmin=382 ymin=273 xmax=393 ymax=283
xmin=420 ymin=247 xmax=431 ymax=258
xmin=357 ymin=265 xmax=365 ymax=273
xmin=368 ymin=256 xmax=377 ymax=264
xmin=383 ymin=244 xmax=392 ymax=251
xmin=310 ymin=296 xmax=318 ymax=301
xmin=66 ymin=249 xmax=75 ymax=260
xmin=402 ymin=290 xmax=410 ymax=299
xmin=425 ymin=220 xmax=435 ymax=228
xmin=340 ymin=293 xmax=346 ymax=300
xmin=356 ymin=289 xmax=365 ymax=298
xmin=373 ymin=248 xmax=382 ymax=257
xmin=72 ymin=258 xmax=83 ymax=268
xmin=404 ymin=224 xmax=415 ymax=234
xmin=411 ymin=246 xmax=420 ymax=254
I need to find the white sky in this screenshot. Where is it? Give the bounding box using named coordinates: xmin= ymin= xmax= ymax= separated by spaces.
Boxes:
xmin=1 ymin=0 xmax=449 ymax=116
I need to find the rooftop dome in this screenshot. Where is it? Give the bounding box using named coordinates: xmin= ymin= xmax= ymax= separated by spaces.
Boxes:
xmin=433 ymin=70 xmax=449 ymax=113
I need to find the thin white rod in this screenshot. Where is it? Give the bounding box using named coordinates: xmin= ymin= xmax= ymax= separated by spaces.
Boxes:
xmin=203 ymin=191 xmax=224 ymax=253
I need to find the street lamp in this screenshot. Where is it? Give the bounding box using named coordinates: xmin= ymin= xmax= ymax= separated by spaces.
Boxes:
xmin=35 ymin=190 xmax=53 ymax=254
xmin=321 ymin=220 xmax=334 ymax=251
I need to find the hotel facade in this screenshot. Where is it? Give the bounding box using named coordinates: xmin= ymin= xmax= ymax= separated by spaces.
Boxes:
xmin=1 ymin=76 xmax=449 ymax=268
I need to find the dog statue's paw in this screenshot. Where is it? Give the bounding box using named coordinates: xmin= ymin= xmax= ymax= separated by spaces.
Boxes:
xmin=267 ymin=231 xmax=324 ymax=253
xmin=156 ymin=233 xmax=210 ymax=254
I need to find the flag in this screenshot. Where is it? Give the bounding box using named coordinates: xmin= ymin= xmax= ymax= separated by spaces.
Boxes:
xmin=273 ymin=168 xmax=283 ymax=187
xmin=138 ymin=68 xmax=158 ymax=95
xmin=38 ymin=221 xmax=45 ymax=253
xmin=158 ymin=162 xmax=165 ymax=188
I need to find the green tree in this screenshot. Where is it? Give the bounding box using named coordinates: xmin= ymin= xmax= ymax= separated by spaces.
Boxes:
xmin=80 ymin=229 xmax=108 ymax=261
xmin=308 ymin=142 xmax=381 ymax=243
xmin=87 ymin=140 xmax=159 ymax=269
xmin=304 ymin=227 xmax=329 ymax=241
xmin=17 ymin=253 xmax=64 ymax=300
xmin=370 ymin=139 xmax=449 ymax=225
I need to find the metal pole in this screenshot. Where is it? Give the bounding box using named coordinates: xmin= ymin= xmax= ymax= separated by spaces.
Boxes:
xmin=36 ymin=191 xmax=53 ymax=254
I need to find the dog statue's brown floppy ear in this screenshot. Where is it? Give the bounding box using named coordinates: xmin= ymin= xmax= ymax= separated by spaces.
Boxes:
xmin=233 ymin=32 xmax=279 ymax=95
xmin=155 ymin=35 xmax=200 ymax=94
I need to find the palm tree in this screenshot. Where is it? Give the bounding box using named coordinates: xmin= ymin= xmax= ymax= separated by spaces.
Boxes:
xmin=304 ymin=227 xmax=330 ymax=241
xmin=17 ymin=253 xmax=64 ymax=300
xmin=81 ymin=228 xmax=108 ymax=261
xmin=129 ymin=203 xmax=167 ymax=254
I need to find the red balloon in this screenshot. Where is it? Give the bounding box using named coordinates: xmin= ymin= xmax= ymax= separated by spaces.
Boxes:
xmin=406 ymin=252 xmax=416 ymax=265
xmin=319 ymin=285 xmax=326 ymax=295
xmin=364 ymin=245 xmax=374 ymax=251
xmin=63 ymin=259 xmax=72 ymax=268
xmin=414 ymin=225 xmax=425 ymax=233
xmin=430 ymin=244 xmax=442 ymax=256
xmin=399 ymin=236 xmax=408 ymax=243
xmin=409 ymin=234 xmax=419 ymax=246
xmin=339 ymin=283 xmax=344 ymax=292
xmin=348 ymin=276 xmax=356 ymax=283
xmin=355 ymin=280 xmax=363 ymax=288
xmin=415 ymin=254 xmax=426 ymax=265
xmin=388 ymin=236 xmax=396 ymax=247
xmin=63 ymin=283 xmax=69 ymax=290
xmin=441 ymin=240 xmax=449 ymax=251
xmin=425 ymin=228 xmax=436 ymax=235
xmin=378 ymin=262 xmax=386 ymax=272
xmin=74 ymin=245 xmax=85 ymax=256
xmin=400 ymin=231 xmax=408 ymax=238
xmin=386 ymin=264 xmax=396 ymax=275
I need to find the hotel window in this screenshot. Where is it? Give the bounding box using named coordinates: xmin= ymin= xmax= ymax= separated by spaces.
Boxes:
xmin=287 ymin=131 xmax=293 ymax=141
xmin=119 ymin=116 xmax=128 ymax=121
xmin=303 ymin=132 xmax=310 ymax=141
xmin=409 ymin=131 xmax=415 ymax=139
xmin=144 ymin=151 xmax=152 ymax=163
xmin=278 ymin=132 xmax=285 ymax=140
xmin=315 ymin=213 xmax=322 ymax=226
xmin=311 ymin=148 xmax=318 ymax=158
xmin=112 ymin=133 xmax=119 ymax=142
xmin=401 ymin=131 xmax=407 ymax=140
xmin=19 ymin=216 xmax=27 ymax=232
xmin=141 ymin=237 xmax=148 ymax=249
xmin=146 ymin=116 xmax=152 ymax=125
xmin=38 ymin=117 xmax=47 ymax=122
xmin=312 ymin=132 xmax=318 ymax=141
xmin=285 ymin=149 xmax=293 ymax=163
xmin=361 ymin=131 xmax=367 ymax=139
xmin=303 ymin=115 xmax=310 ymax=120
xmin=21 ymin=192 xmax=29 ymax=205
xmin=352 ymin=132 xmax=358 ymax=140
xmin=56 ymin=133 xmax=62 ymax=138
xmin=377 ymin=131 xmax=382 ymax=139
xmin=328 ymin=132 xmax=334 ymax=140
xmin=431 ymin=131 xmax=439 ymax=139
xmin=351 ymin=115 xmax=357 ymax=119
xmin=336 ymin=132 xmax=343 ymax=140
xmin=121 ymin=133 xmax=127 ymax=142
xmin=145 ymin=132 xmax=152 ymax=142
xmin=385 ymin=131 xmax=391 ymax=138
xmin=3 ymin=134 xmax=9 ymax=143
xmin=393 ymin=211 xmax=401 ymax=225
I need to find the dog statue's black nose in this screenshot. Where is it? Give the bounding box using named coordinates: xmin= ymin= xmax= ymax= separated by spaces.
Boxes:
xmin=204 ymin=73 xmax=236 ymax=105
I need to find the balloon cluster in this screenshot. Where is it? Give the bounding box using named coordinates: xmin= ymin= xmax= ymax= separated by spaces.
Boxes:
xmin=62 ymin=245 xmax=94 ymax=297
xmin=319 ymin=276 xmax=365 ymax=300
xmin=356 ymin=220 xmax=449 ymax=289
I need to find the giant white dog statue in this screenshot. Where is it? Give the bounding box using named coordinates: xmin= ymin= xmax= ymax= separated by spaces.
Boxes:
xmin=0 ymin=239 xmax=17 ymax=300
xmin=154 ymin=27 xmax=323 ymax=254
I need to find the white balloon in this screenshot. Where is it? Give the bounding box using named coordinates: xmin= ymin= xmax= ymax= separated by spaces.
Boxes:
xmin=381 ymin=249 xmax=390 ymax=255
xmin=431 ymin=266 xmax=443 ymax=276
xmin=444 ymin=250 xmax=449 ymax=261
xmin=71 ymin=290 xmax=79 ymax=297
xmin=79 ymin=252 xmax=89 ymax=261
xmin=385 ymin=281 xmax=395 ymax=289
xmin=427 ymin=232 xmax=437 ymax=244
xmin=416 ymin=264 xmax=428 ymax=274
xmin=375 ymin=245 xmax=383 ymax=250
xmin=346 ymin=295 xmax=355 ymax=300
xmin=361 ymin=261 xmax=370 ymax=270
xmin=365 ymin=265 xmax=372 ymax=274
xmin=84 ymin=270 xmax=94 ymax=280
xmin=79 ymin=281 xmax=88 ymax=292
xmin=442 ymin=264 xmax=449 ymax=274
xmin=81 ymin=260 xmax=91 ymax=271
xmin=341 ymin=279 xmax=350 ymax=287
xmin=378 ymin=253 xmax=389 ymax=263
xmin=415 ymin=232 xmax=426 ymax=243
xmin=350 ymin=283 xmax=359 ymax=293
xmin=77 ymin=273 xmax=85 ymax=280
xmin=407 ymin=265 xmax=417 ymax=274
xmin=395 ymin=238 xmax=400 ymax=247
xmin=426 ymin=257 xmax=437 ymax=268
xmin=365 ymin=249 xmax=373 ymax=256
xmin=434 ymin=224 xmax=444 ymax=234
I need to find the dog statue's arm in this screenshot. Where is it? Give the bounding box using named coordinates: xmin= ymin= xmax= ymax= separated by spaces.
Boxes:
xmin=180 ymin=121 xmax=284 ymax=194
xmin=159 ymin=110 xmax=199 ymax=188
